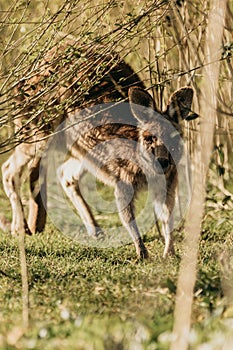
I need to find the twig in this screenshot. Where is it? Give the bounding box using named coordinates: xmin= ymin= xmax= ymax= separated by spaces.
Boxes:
xmin=18 ymin=232 xmax=29 ymax=329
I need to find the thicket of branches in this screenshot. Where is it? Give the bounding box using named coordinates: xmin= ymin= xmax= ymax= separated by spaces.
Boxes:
xmin=0 ymin=4 xmax=232 ymax=131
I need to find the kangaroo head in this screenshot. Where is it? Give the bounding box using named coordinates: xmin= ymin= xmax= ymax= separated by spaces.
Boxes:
xmin=128 ymin=86 xmax=193 ymax=175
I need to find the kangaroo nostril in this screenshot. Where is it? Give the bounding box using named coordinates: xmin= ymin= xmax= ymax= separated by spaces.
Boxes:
xmin=157 ymin=158 xmax=169 ymax=169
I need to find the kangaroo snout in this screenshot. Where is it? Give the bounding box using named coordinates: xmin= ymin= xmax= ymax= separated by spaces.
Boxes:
xmin=157 ymin=158 xmax=170 ymax=170
xmin=153 ymin=157 xmax=170 ymax=174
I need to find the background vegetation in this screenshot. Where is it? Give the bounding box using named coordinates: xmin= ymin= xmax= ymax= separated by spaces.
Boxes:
xmin=0 ymin=0 xmax=233 ymax=349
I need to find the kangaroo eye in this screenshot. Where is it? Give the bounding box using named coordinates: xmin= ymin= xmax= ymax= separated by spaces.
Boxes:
xmin=145 ymin=135 xmax=153 ymax=143
xmin=142 ymin=130 xmax=158 ymax=144
xmin=144 ymin=135 xmax=157 ymax=144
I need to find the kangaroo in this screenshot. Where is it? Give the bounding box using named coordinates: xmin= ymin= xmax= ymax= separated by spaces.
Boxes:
xmin=1 ymin=35 xmax=193 ymax=258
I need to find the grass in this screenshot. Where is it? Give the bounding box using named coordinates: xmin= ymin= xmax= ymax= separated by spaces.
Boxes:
xmin=0 ymin=160 xmax=233 ymax=349
xmin=0 ymin=212 xmax=233 ymax=349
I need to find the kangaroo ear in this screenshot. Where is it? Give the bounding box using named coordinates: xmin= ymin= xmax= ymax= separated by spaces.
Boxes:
xmin=128 ymin=86 xmax=155 ymax=123
xmin=167 ymin=87 xmax=193 ymax=122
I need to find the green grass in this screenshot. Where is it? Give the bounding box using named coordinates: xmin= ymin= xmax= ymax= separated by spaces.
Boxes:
xmin=0 ymin=160 xmax=233 ymax=349
xmin=0 ymin=212 xmax=233 ymax=349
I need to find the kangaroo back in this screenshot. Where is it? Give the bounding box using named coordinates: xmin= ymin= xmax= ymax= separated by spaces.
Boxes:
xmin=15 ymin=35 xmax=144 ymax=139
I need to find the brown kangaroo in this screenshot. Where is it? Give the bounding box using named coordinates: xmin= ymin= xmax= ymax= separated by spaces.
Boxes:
xmin=1 ymin=35 xmax=193 ymax=258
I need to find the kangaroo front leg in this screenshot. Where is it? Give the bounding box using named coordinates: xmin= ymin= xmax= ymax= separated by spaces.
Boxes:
xmin=0 ymin=214 xmax=11 ymax=232
xmin=57 ymin=158 xmax=100 ymax=238
xmin=154 ymin=201 xmax=175 ymax=258
xmin=161 ymin=208 xmax=175 ymax=258
xmin=115 ymin=182 xmax=148 ymax=259
xmin=154 ymin=169 xmax=177 ymax=258
xmin=1 ymin=149 xmax=31 ymax=236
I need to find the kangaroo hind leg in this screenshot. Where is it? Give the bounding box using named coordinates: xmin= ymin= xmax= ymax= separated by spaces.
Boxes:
xmin=28 ymin=159 xmax=47 ymax=234
xmin=57 ymin=157 xmax=101 ymax=238
xmin=2 ymin=148 xmax=32 ymax=235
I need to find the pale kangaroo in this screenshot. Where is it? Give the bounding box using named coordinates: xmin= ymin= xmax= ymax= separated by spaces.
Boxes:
xmin=2 ymin=35 xmax=193 ymax=258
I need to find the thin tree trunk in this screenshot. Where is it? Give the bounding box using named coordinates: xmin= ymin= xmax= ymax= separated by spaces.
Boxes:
xmin=170 ymin=1 xmax=227 ymax=349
